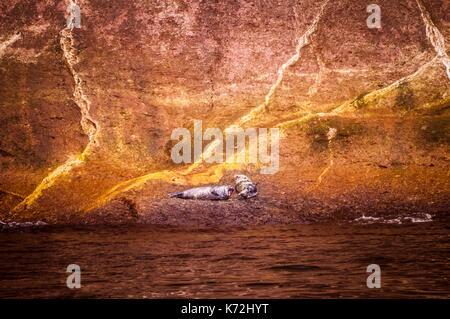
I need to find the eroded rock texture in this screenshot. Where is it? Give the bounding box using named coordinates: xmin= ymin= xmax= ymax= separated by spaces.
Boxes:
xmin=0 ymin=0 xmax=449 ymax=224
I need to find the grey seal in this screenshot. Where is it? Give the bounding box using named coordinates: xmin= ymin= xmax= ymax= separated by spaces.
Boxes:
xmin=169 ymin=185 xmax=234 ymax=200
xmin=234 ymin=175 xmax=258 ymax=199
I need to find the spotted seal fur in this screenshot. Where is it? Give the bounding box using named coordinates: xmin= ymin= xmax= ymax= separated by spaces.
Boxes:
xmin=169 ymin=185 xmax=234 ymax=200
xmin=234 ymin=175 xmax=258 ymax=199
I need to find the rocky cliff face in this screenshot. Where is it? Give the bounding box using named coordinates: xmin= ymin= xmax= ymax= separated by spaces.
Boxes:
xmin=1 ymin=0 xmax=449 ymax=224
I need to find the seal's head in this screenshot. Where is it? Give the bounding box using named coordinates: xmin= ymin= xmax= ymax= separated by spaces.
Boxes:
xmin=240 ymin=183 xmax=257 ymax=199
xmin=234 ymin=174 xmax=257 ymax=199
xmin=226 ymin=185 xmax=235 ymax=197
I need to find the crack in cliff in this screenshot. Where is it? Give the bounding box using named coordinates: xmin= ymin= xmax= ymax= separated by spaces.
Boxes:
xmin=60 ymin=28 xmax=99 ymax=149
xmin=332 ymin=56 xmax=439 ymax=114
xmin=0 ymin=189 xmax=25 ymax=199
xmin=11 ymin=28 xmax=100 ymax=212
xmin=239 ymin=0 xmax=330 ymax=125
xmin=167 ymin=0 xmax=331 ymax=176
xmin=0 ymin=33 xmax=22 ymax=59
xmin=275 ymin=55 xmax=440 ymax=186
xmin=315 ymin=127 xmax=336 ymax=187
xmin=415 ymin=0 xmax=450 ymax=79
xmin=185 ymin=0 xmax=330 ymax=172
xmin=279 ymin=55 xmax=439 ymax=129
xmin=308 ymin=50 xmax=326 ymax=97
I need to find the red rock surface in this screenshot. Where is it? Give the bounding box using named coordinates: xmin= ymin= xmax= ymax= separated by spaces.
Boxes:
xmin=0 ymin=0 xmax=449 ymax=224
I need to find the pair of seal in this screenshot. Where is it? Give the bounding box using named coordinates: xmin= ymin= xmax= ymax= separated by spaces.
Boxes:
xmin=234 ymin=175 xmax=258 ymax=199
xmin=168 ymin=175 xmax=257 ymax=201
xmin=169 ymin=185 xmax=234 ymax=200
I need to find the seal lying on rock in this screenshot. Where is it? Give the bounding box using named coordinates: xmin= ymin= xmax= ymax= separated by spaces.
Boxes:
xmin=234 ymin=175 xmax=258 ymax=199
xmin=169 ymin=185 xmax=234 ymax=200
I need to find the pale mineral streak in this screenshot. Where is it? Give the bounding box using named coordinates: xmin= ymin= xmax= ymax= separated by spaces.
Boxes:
xmin=415 ymin=0 xmax=450 ymax=79
xmin=12 ymin=26 xmax=100 ymax=212
xmin=0 ymin=33 xmax=22 ymax=59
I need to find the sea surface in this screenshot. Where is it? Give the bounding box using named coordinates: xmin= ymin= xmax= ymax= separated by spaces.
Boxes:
xmin=0 ymin=215 xmax=449 ymax=298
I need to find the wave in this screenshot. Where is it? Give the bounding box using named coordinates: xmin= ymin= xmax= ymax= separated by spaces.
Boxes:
xmin=0 ymin=220 xmax=48 ymax=231
xmin=353 ymin=213 xmax=433 ymax=225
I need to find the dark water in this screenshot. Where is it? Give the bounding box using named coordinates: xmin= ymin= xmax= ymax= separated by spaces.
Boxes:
xmin=0 ymin=216 xmax=449 ymax=298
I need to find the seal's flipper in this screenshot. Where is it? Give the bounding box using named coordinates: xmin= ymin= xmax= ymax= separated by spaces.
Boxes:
xmin=211 ymin=189 xmax=220 ymax=196
xmin=210 ymin=189 xmax=223 ymax=200
xmin=245 ymin=192 xmax=257 ymax=199
xmin=238 ymin=189 xmax=257 ymax=199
